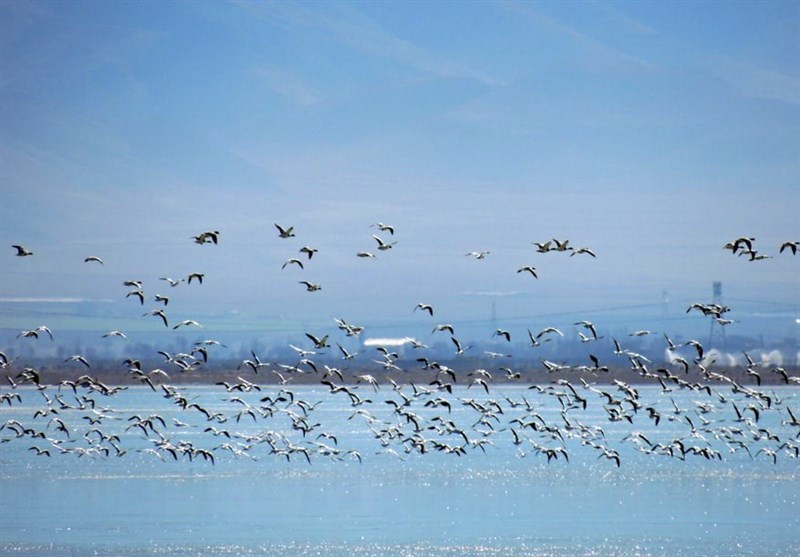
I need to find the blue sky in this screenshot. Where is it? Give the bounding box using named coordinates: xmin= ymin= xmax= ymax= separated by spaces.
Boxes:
xmin=1 ymin=1 xmax=798 ymax=344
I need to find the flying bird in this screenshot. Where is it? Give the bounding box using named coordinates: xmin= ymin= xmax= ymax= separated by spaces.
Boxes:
xmin=173 ymin=320 xmax=203 ymax=330
xmin=144 ymin=309 xmax=169 ymax=327
xmin=299 ymin=281 xmax=321 ymax=292
xmin=282 ymin=258 xmax=304 ymax=270
xmin=516 ymin=266 xmax=538 ymax=278
xmin=779 ymin=241 xmax=798 ymax=255
xmin=569 ymin=247 xmax=596 ymax=258
xmin=305 ymin=333 xmax=330 ymax=349
xmin=299 ymin=246 xmax=318 ymax=259
xmin=372 ymin=235 xmax=397 ymax=251
xmin=275 ymin=223 xmax=296 ymax=238
xmin=371 ymin=222 xmax=395 ymax=235
xmin=64 ymin=355 xmax=91 ymax=368
xmin=12 ymin=245 xmax=33 ymax=256
xmin=414 ymin=303 xmax=434 ymax=316
xmin=532 ymin=241 xmax=551 ymax=253
xmin=193 ymin=230 xmax=219 ymax=244
xmin=84 ymin=256 xmax=104 ymax=264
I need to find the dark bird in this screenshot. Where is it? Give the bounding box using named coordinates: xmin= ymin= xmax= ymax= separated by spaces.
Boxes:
xmin=12 ymin=245 xmax=33 ymax=256
xmin=779 ymin=241 xmax=798 ymax=255
xmin=275 ymin=223 xmax=295 ymax=238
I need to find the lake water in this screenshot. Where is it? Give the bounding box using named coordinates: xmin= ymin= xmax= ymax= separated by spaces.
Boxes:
xmin=1 ymin=384 xmax=798 ymax=556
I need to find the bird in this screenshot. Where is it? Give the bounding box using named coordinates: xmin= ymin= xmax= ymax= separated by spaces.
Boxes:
xmin=12 ymin=245 xmax=33 ymax=256
xmin=451 ymin=336 xmax=472 ymax=355
xmin=516 ymin=266 xmax=538 ymax=278
xmin=173 ymin=320 xmax=203 ymax=330
xmin=187 ymin=273 xmax=204 ymax=284
xmin=64 ymin=354 xmax=91 ymax=368
xmin=102 ymin=330 xmax=127 ymax=339
xmin=126 ymin=289 xmax=145 ymax=305
xmin=305 ymin=333 xmax=330 ymax=349
xmin=779 ymin=241 xmax=798 ymax=255
xmin=144 ymin=309 xmax=169 ymax=327
xmin=282 ymin=258 xmax=304 ymax=270
xmin=371 ymin=222 xmax=395 ymax=235
xmin=35 ymin=325 xmax=54 ymax=341
xmin=336 ymin=343 xmax=359 ymax=361
xmin=414 ymin=303 xmax=434 ymax=316
xmin=724 ymin=237 xmax=755 ymax=253
xmin=299 ymin=281 xmax=321 ymax=292
xmin=192 ymin=230 xmax=219 ymax=244
xmin=569 ymin=247 xmax=596 ymax=258
xmin=433 ymin=324 xmax=455 ymax=335
xmin=492 ymin=329 xmax=511 ymax=342
xmin=275 ymin=223 xmax=296 ymax=238
xmin=299 ymin=246 xmax=318 ymax=259
xmin=532 ymin=241 xmax=551 ymax=253
xmin=465 ymin=251 xmax=490 ymax=259
xmin=574 ymin=321 xmax=599 ymax=340
xmin=551 ymin=238 xmax=572 ymax=252
xmin=536 ymin=327 xmax=564 ymax=339
xmin=160 ymin=277 xmax=184 ymax=287
xmin=356 ymin=251 xmax=376 ymax=258
xmin=372 ymin=235 xmax=397 ymax=251
xmin=84 ymin=256 xmax=104 ymax=264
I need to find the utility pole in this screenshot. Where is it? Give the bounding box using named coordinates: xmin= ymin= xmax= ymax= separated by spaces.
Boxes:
xmin=708 ymin=281 xmax=726 ymax=349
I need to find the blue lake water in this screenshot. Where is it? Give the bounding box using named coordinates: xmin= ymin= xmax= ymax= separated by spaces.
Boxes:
xmin=1 ymin=384 xmax=798 ymax=556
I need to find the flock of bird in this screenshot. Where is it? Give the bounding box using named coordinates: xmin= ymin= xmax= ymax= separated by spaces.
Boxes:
xmin=2 ymin=229 xmax=798 ymax=468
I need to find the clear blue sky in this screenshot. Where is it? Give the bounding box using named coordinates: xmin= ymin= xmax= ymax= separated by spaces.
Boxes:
xmin=1 ymin=1 xmax=798 ymax=343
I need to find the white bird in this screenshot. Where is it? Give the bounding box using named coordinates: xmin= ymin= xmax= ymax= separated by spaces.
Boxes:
xmin=282 ymin=258 xmax=304 ymax=269
xmin=337 ymin=343 xmax=359 ymax=361
xmin=536 ymin=326 xmax=564 ymax=339
xmin=466 ymin=251 xmax=490 ymax=259
xmin=64 ymin=355 xmax=91 ymax=368
xmin=414 ymin=303 xmax=434 ymax=316
xmin=144 ymin=309 xmax=169 ymax=327
xmin=372 ymin=235 xmax=397 ymax=251
xmin=103 ymin=330 xmax=127 ymax=339
xmin=35 ymin=325 xmax=54 ymax=341
xmin=569 ymin=247 xmax=596 ymax=258
xmin=160 ymin=277 xmax=184 ymax=287
xmin=173 ymin=320 xmax=203 ymax=330
xmin=299 ymin=281 xmax=321 ymax=292
xmin=371 ymin=222 xmax=395 ymax=235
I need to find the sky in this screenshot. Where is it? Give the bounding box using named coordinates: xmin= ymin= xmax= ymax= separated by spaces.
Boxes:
xmin=1 ymin=0 xmax=799 ymax=348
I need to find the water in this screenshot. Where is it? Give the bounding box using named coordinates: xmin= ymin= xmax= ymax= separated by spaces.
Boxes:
xmin=1 ymin=384 xmax=798 ymax=556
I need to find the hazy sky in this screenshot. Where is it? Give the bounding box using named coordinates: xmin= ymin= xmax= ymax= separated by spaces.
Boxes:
xmin=1 ymin=1 xmax=798 ymax=342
